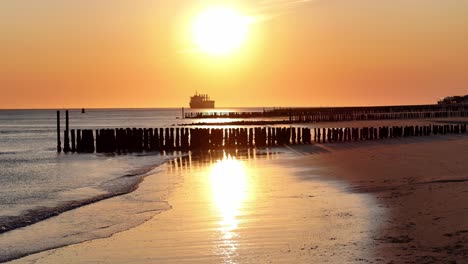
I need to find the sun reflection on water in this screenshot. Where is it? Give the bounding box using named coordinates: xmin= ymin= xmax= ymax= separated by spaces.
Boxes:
xmin=210 ymin=154 xmax=249 ymax=261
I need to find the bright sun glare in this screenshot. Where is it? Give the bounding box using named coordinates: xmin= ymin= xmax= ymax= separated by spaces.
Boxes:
xmin=192 ymin=6 xmax=250 ymax=56
xmin=210 ymin=155 xmax=248 ymax=235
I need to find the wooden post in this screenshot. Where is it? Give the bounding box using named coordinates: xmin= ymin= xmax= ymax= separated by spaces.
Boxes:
xmin=169 ymin=128 xmax=174 ymax=150
xmin=96 ymin=129 xmax=101 ymax=153
xmin=190 ymin=128 xmax=196 ymax=149
xmin=147 ymin=128 xmax=153 ymax=150
xmin=126 ymin=128 xmax=132 ymax=152
xmin=82 ymin=130 xmax=88 ymax=153
xmin=110 ymin=129 xmax=116 ymax=152
xmin=143 ymin=128 xmax=149 ymax=151
xmin=57 ymin=111 xmax=62 ymax=153
xmin=154 ymin=128 xmax=160 ymax=150
xmin=242 ymin=128 xmax=248 ymax=147
xmin=176 ymin=128 xmax=180 ymax=150
xmin=64 ymin=110 xmax=70 ymax=152
xmin=71 ymin=129 xmax=76 ymax=152
xmin=90 ymin=130 xmax=95 ymax=153
xmin=163 ymin=128 xmax=169 ymax=150
xmin=76 ymin=129 xmax=82 ymax=153
xmin=291 ymin=127 xmax=296 ymax=145
xmin=138 ymin=128 xmax=144 ymax=152
xmin=85 ymin=130 xmax=90 ymax=153
xmin=159 ymin=128 xmax=164 ymax=150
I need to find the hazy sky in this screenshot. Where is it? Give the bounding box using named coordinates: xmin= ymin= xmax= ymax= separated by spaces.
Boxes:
xmin=1 ymin=0 xmax=467 ymax=108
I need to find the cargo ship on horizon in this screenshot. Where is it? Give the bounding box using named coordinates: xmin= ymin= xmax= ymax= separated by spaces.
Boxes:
xmin=189 ymin=92 xmax=215 ymax=109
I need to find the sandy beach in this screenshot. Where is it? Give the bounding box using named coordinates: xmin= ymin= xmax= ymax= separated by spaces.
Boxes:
xmin=291 ymin=134 xmax=468 ymax=263
xmin=9 ymin=133 xmax=468 ymax=263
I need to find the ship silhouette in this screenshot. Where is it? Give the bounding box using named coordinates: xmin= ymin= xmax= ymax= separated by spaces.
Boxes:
xmin=189 ymin=92 xmax=215 ymax=109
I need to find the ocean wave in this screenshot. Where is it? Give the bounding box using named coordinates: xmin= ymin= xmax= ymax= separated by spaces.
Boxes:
xmin=0 ymin=152 xmax=17 ymax=155
xmin=0 ymin=160 xmax=168 ymax=235
xmin=0 ymin=129 xmax=52 ymax=135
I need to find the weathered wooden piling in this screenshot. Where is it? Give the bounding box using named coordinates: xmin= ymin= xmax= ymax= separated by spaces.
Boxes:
xmin=64 ymin=110 xmax=70 ymax=153
xmin=148 ymin=128 xmax=154 ymax=151
xmin=143 ymin=128 xmax=149 ymax=151
xmin=76 ymin=129 xmax=81 ymax=153
xmin=175 ymin=128 xmax=180 ymax=149
xmin=267 ymin=127 xmax=272 ymax=146
xmin=158 ymin=128 xmax=164 ymax=150
xmin=57 ymin=111 xmax=61 ymax=153
xmin=163 ymin=128 xmax=168 ymax=150
xmin=248 ymin=128 xmax=254 ymax=147
xmin=169 ymin=128 xmax=174 ymax=150
xmin=297 ymin=127 xmax=302 ymax=144
xmin=71 ymin=129 xmax=76 ymax=152
xmin=154 ymin=128 xmax=160 ymax=150
xmin=291 ymin=127 xmax=296 ymax=145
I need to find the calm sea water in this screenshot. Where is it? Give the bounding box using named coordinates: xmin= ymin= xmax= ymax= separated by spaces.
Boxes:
xmin=0 ymin=108 xmax=262 ymax=262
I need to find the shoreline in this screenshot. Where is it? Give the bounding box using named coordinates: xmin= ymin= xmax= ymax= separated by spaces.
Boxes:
xmin=0 ymin=156 xmax=177 ymax=263
xmin=0 ymin=163 xmax=156 ymax=235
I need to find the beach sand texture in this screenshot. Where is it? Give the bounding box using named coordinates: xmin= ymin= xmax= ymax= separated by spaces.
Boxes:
xmin=10 ymin=134 xmax=468 ymax=264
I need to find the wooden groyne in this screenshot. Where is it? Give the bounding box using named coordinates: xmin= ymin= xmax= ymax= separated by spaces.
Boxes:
xmin=185 ymin=104 xmax=468 ymax=123
xmin=57 ymin=124 xmax=467 ymax=154
xmin=184 ymin=111 xmax=265 ymax=119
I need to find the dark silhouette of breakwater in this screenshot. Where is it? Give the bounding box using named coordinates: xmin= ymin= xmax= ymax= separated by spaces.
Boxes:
xmin=57 ymin=111 xmax=467 ymax=153
xmin=185 ymin=104 xmax=468 ymax=122
xmin=184 ymin=120 xmax=302 ymax=126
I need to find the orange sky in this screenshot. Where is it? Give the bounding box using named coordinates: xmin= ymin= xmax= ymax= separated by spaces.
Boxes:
xmin=1 ymin=0 xmax=468 ymax=109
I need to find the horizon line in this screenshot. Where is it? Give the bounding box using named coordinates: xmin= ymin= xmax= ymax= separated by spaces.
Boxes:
xmin=0 ymin=103 xmax=445 ymax=111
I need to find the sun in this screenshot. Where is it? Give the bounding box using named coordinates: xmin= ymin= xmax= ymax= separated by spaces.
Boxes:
xmin=192 ymin=6 xmax=250 ymax=56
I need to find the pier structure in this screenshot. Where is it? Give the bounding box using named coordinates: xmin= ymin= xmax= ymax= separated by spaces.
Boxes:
xmin=185 ymin=104 xmax=468 ymax=122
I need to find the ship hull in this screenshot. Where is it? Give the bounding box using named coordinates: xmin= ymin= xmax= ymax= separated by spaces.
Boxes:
xmin=190 ymin=101 xmax=215 ymax=109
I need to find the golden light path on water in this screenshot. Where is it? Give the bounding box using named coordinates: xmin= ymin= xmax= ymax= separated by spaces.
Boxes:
xmin=210 ymin=154 xmax=249 ymax=262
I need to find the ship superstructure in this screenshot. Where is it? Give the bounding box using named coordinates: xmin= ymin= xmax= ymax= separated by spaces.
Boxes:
xmin=189 ymin=92 xmax=215 ymax=109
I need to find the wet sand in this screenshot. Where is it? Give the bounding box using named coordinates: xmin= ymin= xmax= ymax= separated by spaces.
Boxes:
xmin=10 ymin=134 xmax=468 ymax=263
xmin=289 ymin=134 xmax=468 ymax=263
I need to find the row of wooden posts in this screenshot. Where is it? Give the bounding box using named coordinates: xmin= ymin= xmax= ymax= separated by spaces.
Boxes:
xmin=57 ymin=111 xmax=467 ymax=153
xmin=184 ymin=111 xmax=265 ymax=119
xmin=288 ymin=111 xmax=468 ymax=123
xmin=312 ymin=124 xmax=466 ymax=143
xmin=185 ymin=110 xmax=468 ymax=123
xmin=186 ymin=104 xmax=468 ymax=120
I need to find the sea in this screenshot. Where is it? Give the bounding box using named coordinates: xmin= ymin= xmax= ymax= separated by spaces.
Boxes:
xmin=0 ymin=108 xmax=263 ymax=262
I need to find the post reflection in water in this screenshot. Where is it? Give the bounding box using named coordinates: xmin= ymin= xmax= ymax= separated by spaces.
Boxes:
xmin=210 ymin=154 xmax=249 ymax=261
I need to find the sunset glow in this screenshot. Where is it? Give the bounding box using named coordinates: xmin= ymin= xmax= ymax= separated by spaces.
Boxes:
xmin=1 ymin=1 xmax=468 ymax=108
xmin=192 ymin=6 xmax=250 ymax=56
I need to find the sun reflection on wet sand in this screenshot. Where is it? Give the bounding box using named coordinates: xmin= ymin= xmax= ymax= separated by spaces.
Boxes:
xmin=210 ymin=154 xmax=249 ymax=262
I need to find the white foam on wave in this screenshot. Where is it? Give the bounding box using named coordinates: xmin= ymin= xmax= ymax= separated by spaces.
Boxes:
xmin=0 ymin=157 xmax=179 ymax=263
